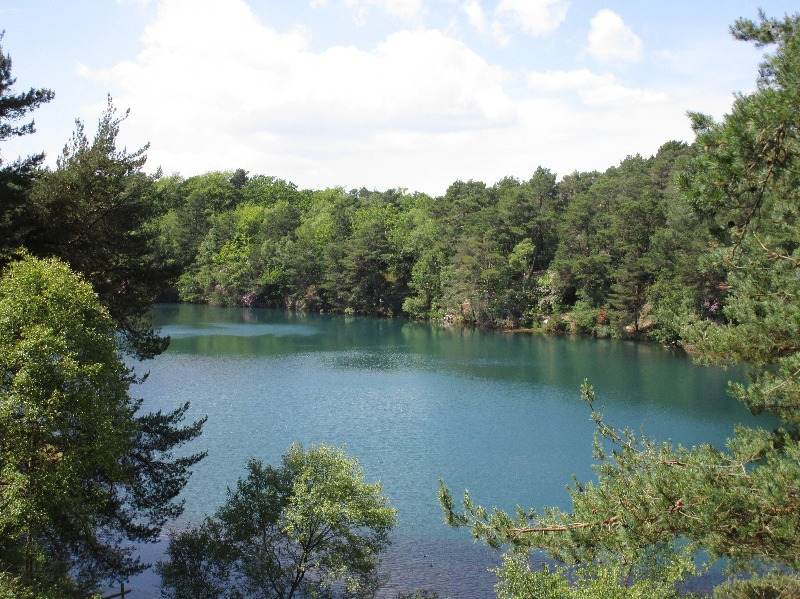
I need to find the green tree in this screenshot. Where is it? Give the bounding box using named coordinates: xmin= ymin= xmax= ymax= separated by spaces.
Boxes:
xmin=24 ymin=99 xmax=172 ymax=358
xmin=439 ymin=12 xmax=800 ymax=597
xmin=229 ymin=168 xmax=249 ymax=189
xmin=341 ymin=202 xmax=402 ymax=314
xmin=158 ymin=171 xmax=243 ymax=274
xmin=495 ymin=553 xmax=692 ymax=599
xmin=607 ymin=257 xmax=651 ymax=335
xmin=159 ymin=444 xmax=397 ymax=599
xmin=433 ymin=179 xmax=493 ymax=240
xmin=0 ymin=256 xmax=205 ymax=596
xmin=550 ymin=171 xmax=615 ymax=306
xmin=403 ymin=249 xmax=444 ymax=318
xmin=440 ymin=232 xmax=507 ymax=325
xmin=240 ymin=175 xmax=305 ymax=207
xmin=0 ymin=33 xmax=54 ymax=261
xmin=495 ymin=169 xmax=558 ymax=262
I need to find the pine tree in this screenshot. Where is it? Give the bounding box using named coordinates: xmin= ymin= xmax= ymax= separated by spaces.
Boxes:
xmin=25 ymin=99 xmax=175 ymax=358
xmin=440 ymin=12 xmax=800 ymax=597
xmin=0 ymin=32 xmax=54 ymax=260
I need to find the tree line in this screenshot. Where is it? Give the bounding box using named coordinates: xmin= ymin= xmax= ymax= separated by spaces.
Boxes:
xmin=152 ymin=140 xmax=711 ymax=342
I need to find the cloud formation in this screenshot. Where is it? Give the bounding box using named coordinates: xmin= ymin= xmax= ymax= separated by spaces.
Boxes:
xmin=496 ymin=0 xmax=569 ymax=37
xmin=80 ymin=0 xmax=716 ymax=193
xmin=587 ymin=9 xmax=643 ymax=63
xmin=463 ymin=0 xmax=487 ymax=33
xmin=528 ymin=69 xmax=666 ymax=105
xmin=313 ymin=0 xmax=423 ymax=21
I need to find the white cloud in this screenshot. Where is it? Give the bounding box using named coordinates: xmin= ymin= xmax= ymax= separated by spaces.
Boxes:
xmin=587 ymin=9 xmax=642 ymax=63
xmin=78 ymin=0 xmax=720 ymax=194
xmin=115 ymin=0 xmax=153 ymax=7
xmin=463 ymin=0 xmax=486 ymax=33
xmin=490 ymin=21 xmax=511 ymax=46
xmin=464 ymin=1 xmax=511 ymax=46
xmin=528 ymin=69 xmax=666 ymax=105
xmin=380 ymin=0 xmax=423 ymax=18
xmin=345 ymin=0 xmax=423 ymax=22
xmin=310 ymin=0 xmax=422 ymax=22
xmin=495 ymin=0 xmax=569 ymax=37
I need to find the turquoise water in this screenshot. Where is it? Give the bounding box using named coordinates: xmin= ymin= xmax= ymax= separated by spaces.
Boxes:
xmin=130 ymin=304 xmax=757 ymax=597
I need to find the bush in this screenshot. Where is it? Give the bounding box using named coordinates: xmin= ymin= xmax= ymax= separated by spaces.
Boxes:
xmin=542 ymin=312 xmax=568 ymax=335
xmin=570 ymin=299 xmax=599 ymax=335
xmin=494 ymin=553 xmax=693 ymax=599
xmin=402 ymin=294 xmax=429 ymax=318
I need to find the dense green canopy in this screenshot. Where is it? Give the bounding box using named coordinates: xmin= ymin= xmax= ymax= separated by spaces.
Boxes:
xmin=159 ymin=444 xmax=396 ymax=599
xmin=150 ymin=143 xmax=704 ymax=342
xmin=0 ymin=256 xmax=205 ymax=597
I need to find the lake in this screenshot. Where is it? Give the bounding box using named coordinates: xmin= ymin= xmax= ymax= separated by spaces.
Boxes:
xmin=128 ymin=304 xmax=756 ymax=597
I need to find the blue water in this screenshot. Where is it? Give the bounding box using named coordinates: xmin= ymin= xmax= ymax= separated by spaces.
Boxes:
xmin=126 ymin=304 xmax=757 ymax=597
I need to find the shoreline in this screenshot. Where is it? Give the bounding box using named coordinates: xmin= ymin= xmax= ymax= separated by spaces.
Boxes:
xmin=156 ymin=300 xmax=671 ymax=347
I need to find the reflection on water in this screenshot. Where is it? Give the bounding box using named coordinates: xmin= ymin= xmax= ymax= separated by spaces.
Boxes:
xmin=129 ymin=304 xmax=761 ymax=598
xmin=163 ymin=322 xmax=320 ymax=339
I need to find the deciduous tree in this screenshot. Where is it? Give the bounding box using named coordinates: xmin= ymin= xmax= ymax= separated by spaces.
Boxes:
xmin=0 ymin=256 xmax=205 ymax=596
xmin=159 ymin=444 xmax=396 ymax=599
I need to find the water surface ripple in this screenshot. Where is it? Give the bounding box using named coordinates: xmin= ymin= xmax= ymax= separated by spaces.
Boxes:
xmin=128 ymin=305 xmax=756 ymax=598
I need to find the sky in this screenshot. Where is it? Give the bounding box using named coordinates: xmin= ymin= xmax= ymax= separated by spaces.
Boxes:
xmin=1 ymin=0 xmax=797 ymax=194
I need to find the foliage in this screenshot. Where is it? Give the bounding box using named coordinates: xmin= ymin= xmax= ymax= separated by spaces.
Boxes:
xmin=494 ymin=552 xmax=695 ymax=599
xmin=0 ymin=573 xmax=97 ymax=599
xmin=712 ymin=575 xmax=800 ymax=599
xmin=159 ymin=444 xmax=397 ymax=599
xmin=569 ymin=299 xmax=600 ymax=335
xmin=0 ymin=256 xmax=205 ymax=596
xmin=438 ymin=11 xmax=800 ymax=598
xmin=0 ymin=33 xmax=53 ymax=262
xmin=20 ymin=99 xmax=173 ymax=358
xmin=157 ymin=145 xmax=700 ymax=336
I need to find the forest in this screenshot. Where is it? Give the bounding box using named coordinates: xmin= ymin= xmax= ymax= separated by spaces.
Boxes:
xmin=0 ymin=8 xmax=799 ymax=599
xmin=150 ymin=141 xmax=705 ymax=343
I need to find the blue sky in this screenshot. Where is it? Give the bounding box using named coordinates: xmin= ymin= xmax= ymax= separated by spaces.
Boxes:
xmin=2 ymin=0 xmax=797 ymax=193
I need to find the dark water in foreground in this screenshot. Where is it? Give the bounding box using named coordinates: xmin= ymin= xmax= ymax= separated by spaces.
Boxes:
xmin=125 ymin=304 xmax=757 ymax=597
